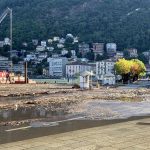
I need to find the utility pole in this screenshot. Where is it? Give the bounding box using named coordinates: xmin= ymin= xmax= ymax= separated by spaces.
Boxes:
xmin=24 ymin=61 xmax=28 ymax=84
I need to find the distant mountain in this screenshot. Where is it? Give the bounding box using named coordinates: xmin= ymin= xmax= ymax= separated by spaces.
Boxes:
xmin=0 ymin=0 xmax=150 ymax=52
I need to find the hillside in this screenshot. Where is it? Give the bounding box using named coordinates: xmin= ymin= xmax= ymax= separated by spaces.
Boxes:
xmin=0 ymin=0 xmax=150 ymax=51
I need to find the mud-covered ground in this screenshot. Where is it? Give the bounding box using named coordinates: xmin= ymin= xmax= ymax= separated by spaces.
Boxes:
xmin=0 ymin=84 xmax=150 ymax=110
xmin=0 ymin=84 xmax=150 ymax=127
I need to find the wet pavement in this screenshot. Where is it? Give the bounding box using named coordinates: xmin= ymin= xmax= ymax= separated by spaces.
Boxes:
xmin=0 ymin=98 xmax=150 ymax=144
xmin=0 ymin=117 xmax=150 ymax=150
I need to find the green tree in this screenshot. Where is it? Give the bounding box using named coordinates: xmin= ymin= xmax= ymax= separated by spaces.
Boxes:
xmin=86 ymin=51 xmax=94 ymax=61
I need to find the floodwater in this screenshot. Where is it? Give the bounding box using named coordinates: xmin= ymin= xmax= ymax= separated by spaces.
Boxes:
xmin=0 ymin=99 xmax=150 ymax=144
xmin=0 ymin=106 xmax=68 ymax=122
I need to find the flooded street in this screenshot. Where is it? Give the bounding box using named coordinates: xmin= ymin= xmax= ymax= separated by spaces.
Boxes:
xmin=0 ymin=84 xmax=150 ymax=145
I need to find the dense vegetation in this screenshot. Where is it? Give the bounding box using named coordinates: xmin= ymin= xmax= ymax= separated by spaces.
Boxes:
xmin=0 ymin=0 xmax=150 ymax=52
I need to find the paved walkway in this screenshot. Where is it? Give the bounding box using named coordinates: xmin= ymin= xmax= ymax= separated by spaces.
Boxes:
xmin=0 ymin=118 xmax=150 ymax=150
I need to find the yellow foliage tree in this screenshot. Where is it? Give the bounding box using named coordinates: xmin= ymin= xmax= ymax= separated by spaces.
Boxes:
xmin=115 ymin=58 xmax=131 ymax=75
xmin=130 ymin=59 xmax=146 ymax=77
xmin=115 ymin=58 xmax=146 ymax=83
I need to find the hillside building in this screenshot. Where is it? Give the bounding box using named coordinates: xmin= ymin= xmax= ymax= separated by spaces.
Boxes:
xmin=66 ymin=61 xmax=92 ymax=78
xmin=79 ymin=43 xmax=90 ymax=56
xmin=93 ymin=43 xmax=104 ymax=56
xmin=47 ymin=57 xmax=68 ymax=77
xmin=106 ymin=43 xmax=117 ymax=57
xmin=126 ymin=48 xmax=138 ymax=58
xmin=96 ymin=59 xmax=115 ymax=80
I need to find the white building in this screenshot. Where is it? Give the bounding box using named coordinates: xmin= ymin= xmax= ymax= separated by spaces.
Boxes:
xmin=66 ymin=61 xmax=92 ymax=78
xmin=25 ymin=54 xmax=37 ymax=61
xmin=36 ymin=46 xmax=45 ymax=52
xmin=102 ymin=73 xmax=116 ymax=85
xmin=126 ymin=48 xmax=138 ymax=58
xmin=57 ymin=43 xmax=64 ymax=49
xmin=47 ymin=47 xmax=54 ymax=52
xmin=47 ymin=57 xmax=68 ymax=77
xmin=96 ymin=59 xmax=115 ymax=80
xmin=59 ymin=38 xmax=65 ymax=44
xmin=48 ymin=39 xmax=53 ymax=44
xmin=41 ymin=41 xmax=47 ymax=47
xmin=106 ymin=43 xmax=117 ymax=57
xmin=61 ymin=49 xmax=68 ymax=56
xmin=115 ymin=51 xmax=124 ymax=60
xmin=37 ymin=52 xmax=48 ymax=62
xmin=74 ymin=37 xmax=79 ymax=43
xmin=4 ymin=38 xmax=10 ymax=45
xmin=71 ymin=50 xmax=76 ymax=57
xmin=66 ymin=34 xmax=74 ymax=39
xmin=53 ymin=37 xmax=60 ymax=42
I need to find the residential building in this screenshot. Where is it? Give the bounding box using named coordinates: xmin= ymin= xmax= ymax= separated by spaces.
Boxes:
xmin=0 ymin=56 xmax=9 ymax=61
xmin=115 ymin=51 xmax=124 ymax=60
xmin=52 ymin=54 xmax=60 ymax=58
xmin=106 ymin=43 xmax=117 ymax=57
xmin=142 ymin=51 xmax=150 ymax=59
xmin=25 ymin=54 xmax=37 ymax=61
xmin=32 ymin=39 xmax=38 ymax=46
xmin=57 ymin=43 xmax=64 ymax=49
xmin=37 ymin=52 xmax=48 ymax=62
xmin=4 ymin=38 xmax=10 ymax=45
xmin=88 ymin=62 xmax=96 ymax=74
xmin=22 ymin=42 xmax=28 ymax=47
xmin=36 ymin=46 xmax=45 ymax=52
xmin=74 ymin=37 xmax=79 ymax=43
xmin=66 ymin=61 xmax=92 ymax=78
xmin=59 ymin=38 xmax=65 ymax=44
xmin=126 ymin=48 xmax=138 ymax=58
xmin=53 ymin=37 xmax=60 ymax=42
xmin=0 ymin=60 xmax=12 ymax=71
xmin=48 ymin=39 xmax=53 ymax=44
xmin=43 ymin=68 xmax=49 ymax=76
xmin=41 ymin=41 xmax=47 ymax=47
xmin=96 ymin=59 xmax=115 ymax=80
xmin=71 ymin=50 xmax=76 ymax=57
xmin=79 ymin=43 xmax=90 ymax=56
xmin=61 ymin=49 xmax=68 ymax=56
xmin=10 ymin=50 xmax=19 ymax=58
xmin=47 ymin=57 xmax=68 ymax=77
xmin=93 ymin=43 xmax=104 ymax=56
xmin=102 ymin=73 xmax=116 ymax=85
xmin=66 ymin=34 xmax=74 ymax=39
xmin=47 ymin=47 xmax=54 ymax=52
xmin=13 ymin=62 xmax=24 ymax=74
xmin=0 ymin=41 xmax=4 ymax=47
